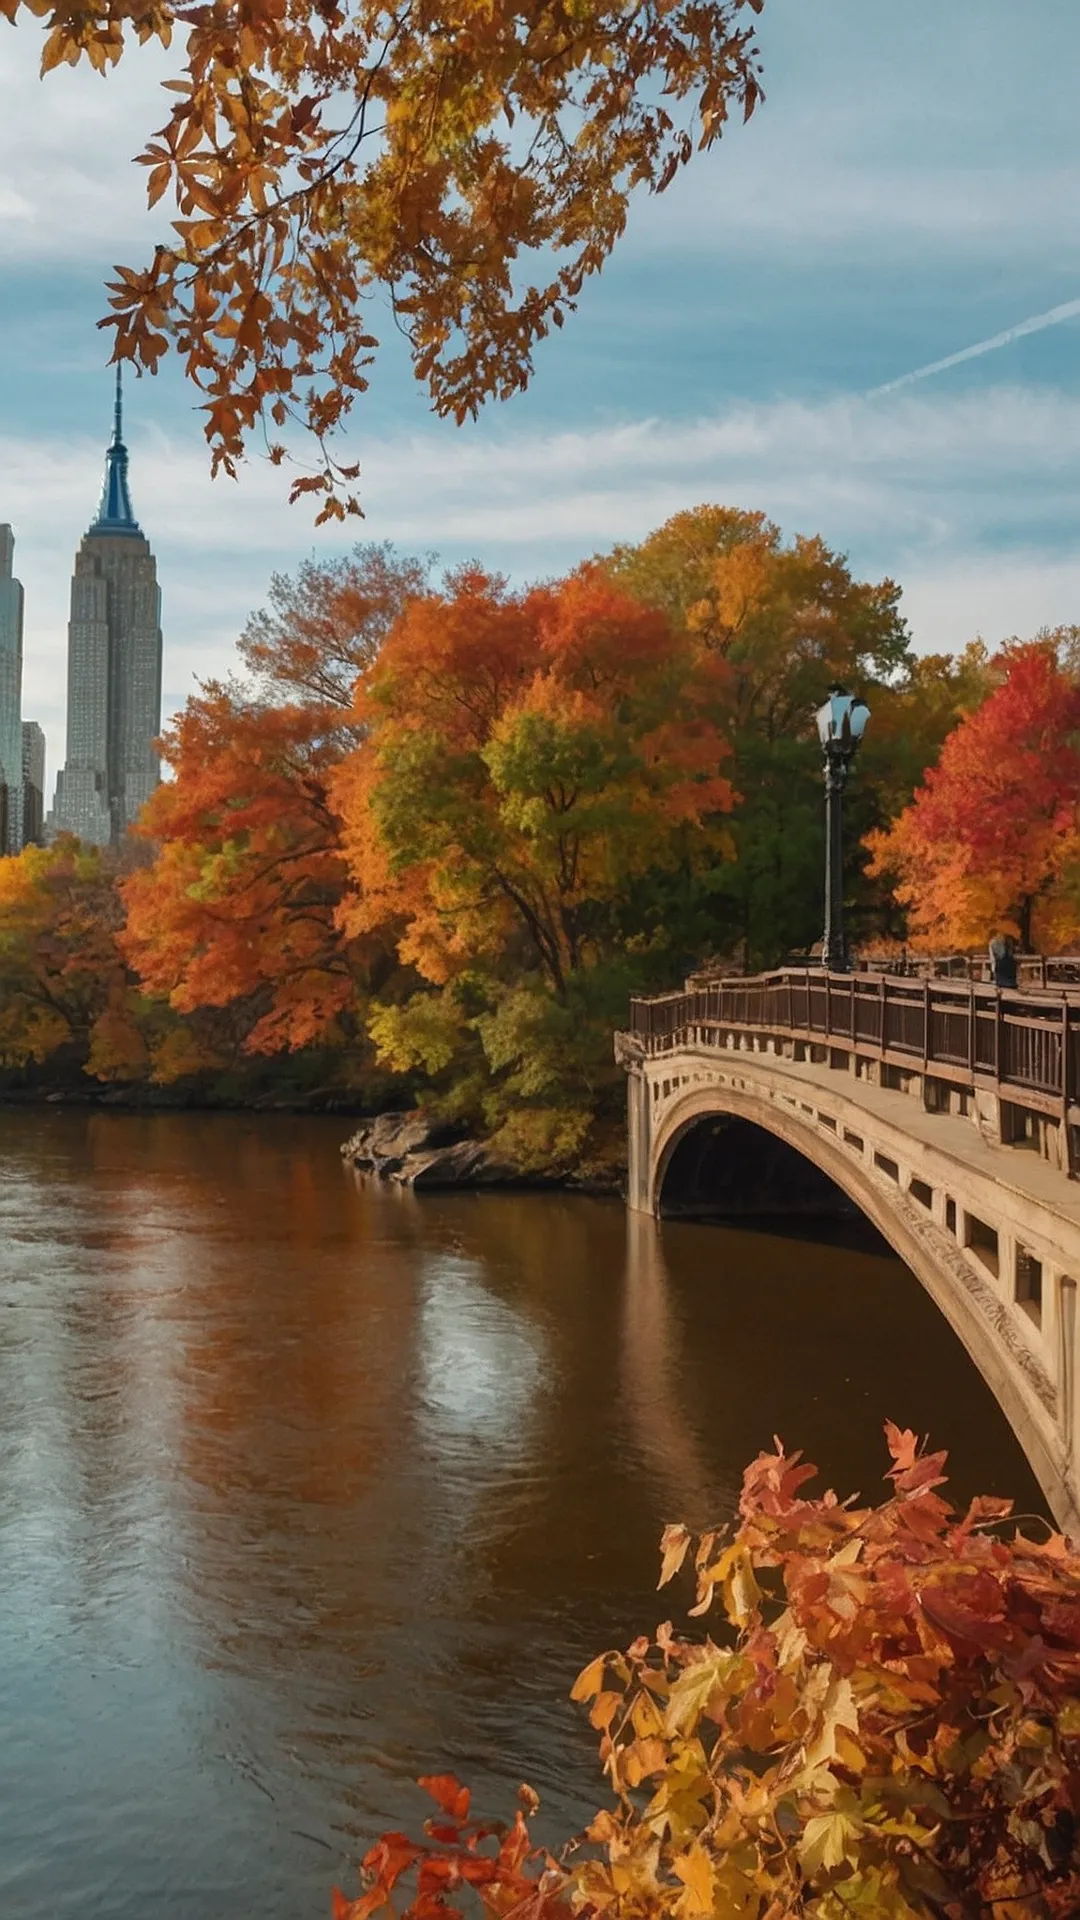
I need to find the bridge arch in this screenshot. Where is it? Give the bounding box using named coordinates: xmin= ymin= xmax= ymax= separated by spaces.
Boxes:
xmin=657 ymin=1106 xmax=867 ymax=1229
xmin=634 ymin=1071 xmax=1080 ymax=1535
xmin=653 ymin=1084 xmax=913 ymax=1237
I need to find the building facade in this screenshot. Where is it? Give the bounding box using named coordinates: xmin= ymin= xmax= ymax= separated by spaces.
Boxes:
xmin=51 ymin=372 xmax=163 ymax=847
xmin=22 ymin=720 xmax=45 ymax=847
xmin=0 ymin=524 xmax=26 ymax=854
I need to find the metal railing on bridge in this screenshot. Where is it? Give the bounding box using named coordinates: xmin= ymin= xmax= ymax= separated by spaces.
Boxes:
xmin=853 ymin=952 xmax=1080 ymax=988
xmin=627 ymin=968 xmax=1080 ymax=1128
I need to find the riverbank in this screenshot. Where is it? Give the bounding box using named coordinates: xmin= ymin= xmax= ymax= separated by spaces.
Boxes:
xmin=340 ymin=1109 xmax=625 ymax=1194
xmin=0 ymin=1082 xmax=366 ymax=1113
xmin=0 ymin=1052 xmax=389 ymax=1115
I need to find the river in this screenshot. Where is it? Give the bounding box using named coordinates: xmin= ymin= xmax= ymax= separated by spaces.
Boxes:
xmin=0 ymin=1108 xmax=1045 ymax=1919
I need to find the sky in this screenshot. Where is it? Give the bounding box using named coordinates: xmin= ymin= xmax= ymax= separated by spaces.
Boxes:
xmin=1 ymin=0 xmax=1079 ymax=798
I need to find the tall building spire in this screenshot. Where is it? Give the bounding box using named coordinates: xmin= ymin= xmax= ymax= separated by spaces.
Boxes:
xmin=92 ymin=363 xmax=140 ymax=533
xmin=50 ymin=370 xmax=163 ymax=848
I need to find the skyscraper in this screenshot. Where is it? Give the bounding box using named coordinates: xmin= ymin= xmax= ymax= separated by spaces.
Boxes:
xmin=22 ymin=720 xmax=45 ymax=847
xmin=0 ymin=524 xmax=26 ymax=854
xmin=51 ymin=370 xmax=163 ymax=846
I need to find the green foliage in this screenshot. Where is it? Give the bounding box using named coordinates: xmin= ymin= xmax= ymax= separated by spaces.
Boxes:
xmin=368 ymin=990 xmax=471 ymax=1078
xmin=703 ymin=735 xmax=826 ymax=964
xmin=487 ymin=1104 xmax=594 ymax=1176
xmin=596 ymin=507 xmax=920 ymax=967
xmin=367 ymin=969 xmax=627 ymax=1169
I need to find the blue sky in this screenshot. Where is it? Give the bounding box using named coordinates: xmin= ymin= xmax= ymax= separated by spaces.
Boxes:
xmin=1 ymin=0 xmax=1079 ymax=796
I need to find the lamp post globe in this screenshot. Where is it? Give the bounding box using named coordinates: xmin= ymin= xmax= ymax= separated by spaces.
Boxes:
xmin=816 ymin=686 xmax=870 ymax=972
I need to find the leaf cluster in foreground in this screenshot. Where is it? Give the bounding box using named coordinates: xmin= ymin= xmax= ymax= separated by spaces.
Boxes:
xmin=335 ymin=1424 xmax=1080 ymax=1920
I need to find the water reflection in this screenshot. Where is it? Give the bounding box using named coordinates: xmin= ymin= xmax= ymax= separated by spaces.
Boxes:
xmin=621 ymin=1213 xmax=733 ymax=1528
xmin=0 ymin=1109 xmax=1049 ymax=1920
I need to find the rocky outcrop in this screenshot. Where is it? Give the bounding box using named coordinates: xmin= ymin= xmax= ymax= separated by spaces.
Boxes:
xmin=341 ymin=1109 xmax=626 ymax=1194
xmin=339 ymin=1111 xmax=527 ymax=1189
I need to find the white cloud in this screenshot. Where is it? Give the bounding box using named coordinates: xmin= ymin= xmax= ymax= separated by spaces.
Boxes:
xmin=897 ymin=556 xmax=1080 ymax=654
xmin=0 ymin=32 xmax=180 ymax=265
xmin=8 ymin=379 xmax=1080 ymax=796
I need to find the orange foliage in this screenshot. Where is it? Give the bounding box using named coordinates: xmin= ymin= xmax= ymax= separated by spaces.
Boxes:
xmin=237 ymin=543 xmax=431 ymax=713
xmin=333 ymin=566 xmax=737 ymax=993
xmin=604 ymin=507 xmax=912 ymax=741
xmin=0 ymin=837 xmax=145 ymax=1076
xmin=339 ymin=1426 xmax=1080 ymax=1920
xmin=866 ymin=643 xmax=1080 ymax=952
xmin=121 ymin=686 xmax=380 ymax=1054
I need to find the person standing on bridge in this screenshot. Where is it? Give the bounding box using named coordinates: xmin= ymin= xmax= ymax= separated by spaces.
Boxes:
xmin=989 ymin=934 xmax=1018 ymax=988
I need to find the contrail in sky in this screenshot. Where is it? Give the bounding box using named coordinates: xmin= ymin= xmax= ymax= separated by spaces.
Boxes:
xmin=867 ymin=296 xmax=1080 ymax=396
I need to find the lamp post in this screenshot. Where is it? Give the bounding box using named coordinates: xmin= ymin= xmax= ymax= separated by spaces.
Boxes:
xmin=816 ymin=686 xmax=871 ymax=973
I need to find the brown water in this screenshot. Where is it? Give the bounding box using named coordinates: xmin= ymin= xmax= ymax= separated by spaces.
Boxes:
xmin=0 ymin=1109 xmax=1045 ymax=1919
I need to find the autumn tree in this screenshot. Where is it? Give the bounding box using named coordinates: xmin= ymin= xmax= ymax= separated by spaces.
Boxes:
xmin=337 ymin=564 xmax=735 ymax=992
xmin=857 ymin=641 xmax=996 ymax=825
xmin=0 ymin=837 xmax=147 ymax=1080
xmin=334 ymin=1426 xmax=1080 ymax=1920
xmin=120 ymin=685 xmax=385 ymax=1063
xmin=602 ymin=505 xmax=912 ymax=966
xmin=866 ymin=642 xmax=1080 ymax=952
xmin=237 ymin=541 xmax=431 ymax=714
xmin=120 ymin=541 xmax=431 ymax=1072
xmin=331 ymin=563 xmax=736 ymax=1165
xmin=604 ymin=505 xmax=910 ymax=737
xmin=10 ymin=0 xmax=766 ymax=513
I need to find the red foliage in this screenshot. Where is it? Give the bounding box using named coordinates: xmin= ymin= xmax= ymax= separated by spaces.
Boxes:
xmin=867 ymin=642 xmax=1080 ymax=950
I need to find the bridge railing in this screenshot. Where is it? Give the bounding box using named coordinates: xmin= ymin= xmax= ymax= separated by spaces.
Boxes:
xmin=627 ymin=969 xmax=1080 ymax=1120
xmin=850 ymin=952 xmax=1080 ymax=988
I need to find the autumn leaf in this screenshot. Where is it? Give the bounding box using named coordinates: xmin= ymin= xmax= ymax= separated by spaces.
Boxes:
xmin=884 ymin=1420 xmax=920 ymax=1472
xmin=570 ymin=1655 xmax=608 ymax=1703
xmin=799 ymin=1674 xmax=861 ymax=1775
xmin=658 ymin=1523 xmax=692 ymax=1589
xmin=664 ymin=1653 xmax=738 ymax=1737
xmin=798 ymin=1808 xmax=864 ymax=1876
xmin=690 ymin=1543 xmax=761 ymax=1627
xmin=588 ymin=1692 xmax=623 ymax=1732
xmin=330 ymin=1430 xmax=1080 ymax=1920
xmin=671 ymin=1842 xmax=715 ymax=1913
xmin=15 ymin=0 xmax=767 ymax=513
xmin=418 ymin=1776 xmax=471 ymax=1824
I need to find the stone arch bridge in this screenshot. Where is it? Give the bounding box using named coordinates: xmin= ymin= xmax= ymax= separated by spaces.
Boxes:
xmin=616 ymin=968 xmax=1080 ymax=1534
